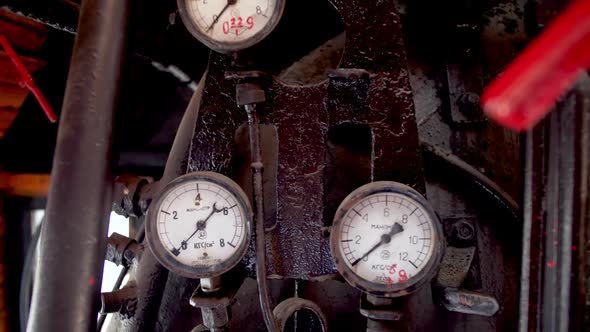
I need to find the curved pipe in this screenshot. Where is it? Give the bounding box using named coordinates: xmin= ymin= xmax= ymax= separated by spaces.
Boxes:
xmin=27 ymin=0 xmax=130 ymax=330
xmin=129 ymin=73 xmax=207 ymax=332
xmin=421 ymin=141 xmax=520 ymax=221
xmin=245 ymin=105 xmax=280 ymax=332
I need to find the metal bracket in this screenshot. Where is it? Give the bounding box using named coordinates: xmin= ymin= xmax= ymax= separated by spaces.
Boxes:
xmin=443 ymin=22 xmax=486 ymax=127
xmin=436 ymin=287 xmax=499 ymax=317
xmin=189 ymin=280 xmax=241 ymax=331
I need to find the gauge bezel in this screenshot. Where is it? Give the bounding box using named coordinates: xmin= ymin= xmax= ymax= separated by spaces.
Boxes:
xmin=330 ymin=181 xmax=444 ymax=298
xmin=177 ymin=0 xmax=286 ymax=53
xmin=146 ymin=171 xmax=252 ymax=279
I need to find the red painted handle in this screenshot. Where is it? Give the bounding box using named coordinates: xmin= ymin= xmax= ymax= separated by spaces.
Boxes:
xmin=481 ymin=0 xmax=590 ymax=131
xmin=0 ymin=34 xmax=57 ymax=123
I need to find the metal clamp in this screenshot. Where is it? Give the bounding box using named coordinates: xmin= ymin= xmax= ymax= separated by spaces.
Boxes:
xmin=112 ymin=175 xmax=153 ymax=218
xmin=100 ymin=282 xmax=138 ymax=318
xmin=105 ymin=232 xmax=142 ymax=267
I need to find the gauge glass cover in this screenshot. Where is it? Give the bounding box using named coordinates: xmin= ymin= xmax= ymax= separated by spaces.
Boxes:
xmin=146 ymin=172 xmax=252 ymax=278
xmin=178 ymin=0 xmax=285 ymax=52
xmin=330 ymin=181 xmax=444 ymax=297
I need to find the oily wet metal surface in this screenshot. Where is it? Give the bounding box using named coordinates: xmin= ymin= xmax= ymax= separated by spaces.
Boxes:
xmin=188 ymin=0 xmax=422 ymax=279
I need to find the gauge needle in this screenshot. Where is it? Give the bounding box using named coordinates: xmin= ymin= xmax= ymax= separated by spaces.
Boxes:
xmin=174 ymin=202 xmax=223 ymax=254
xmin=351 ymin=222 xmax=404 ymax=266
xmin=206 ymin=0 xmax=237 ymax=32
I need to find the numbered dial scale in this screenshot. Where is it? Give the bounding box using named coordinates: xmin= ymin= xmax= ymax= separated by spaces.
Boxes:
xmin=146 ymin=172 xmax=252 ymax=279
xmin=177 ymin=0 xmax=286 ymax=53
xmin=330 ymin=182 xmax=444 ymax=297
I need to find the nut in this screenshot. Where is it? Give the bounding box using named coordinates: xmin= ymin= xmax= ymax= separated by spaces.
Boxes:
xmin=452 ymin=221 xmax=475 ymax=242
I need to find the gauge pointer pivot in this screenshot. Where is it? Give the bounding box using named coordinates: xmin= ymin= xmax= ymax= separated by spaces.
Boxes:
xmin=172 ymin=202 xmax=223 ymax=254
xmin=351 ymin=222 xmax=404 ymax=266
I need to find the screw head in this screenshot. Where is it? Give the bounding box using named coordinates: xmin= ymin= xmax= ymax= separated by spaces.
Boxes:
xmin=452 ymin=221 xmax=475 ymax=242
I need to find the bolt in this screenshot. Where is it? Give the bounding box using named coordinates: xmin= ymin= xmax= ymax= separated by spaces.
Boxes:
xmin=458 ymin=92 xmax=481 ymax=116
xmin=452 ymin=221 xmax=475 ymax=242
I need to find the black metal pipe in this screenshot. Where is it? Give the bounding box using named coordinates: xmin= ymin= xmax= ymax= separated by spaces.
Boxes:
xmin=26 ymin=0 xmax=129 ymax=330
xmin=245 ymin=104 xmax=279 ymax=332
xmin=517 ymin=77 xmax=590 ymax=332
xmin=420 ymin=142 xmax=519 ymax=219
xmin=128 ymin=75 xmax=207 ymax=332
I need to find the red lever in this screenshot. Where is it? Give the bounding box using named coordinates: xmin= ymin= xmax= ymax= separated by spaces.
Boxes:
xmin=481 ymin=0 xmax=590 ymax=131
xmin=0 ymin=34 xmax=57 ymax=123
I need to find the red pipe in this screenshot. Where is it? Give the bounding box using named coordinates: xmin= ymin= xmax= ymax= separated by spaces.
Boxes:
xmin=481 ymin=0 xmax=590 ymax=131
xmin=0 ymin=34 xmax=57 ymax=123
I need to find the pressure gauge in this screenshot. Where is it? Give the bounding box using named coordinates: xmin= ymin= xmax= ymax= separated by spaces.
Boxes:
xmin=146 ymin=172 xmax=252 ymax=279
xmin=330 ymin=182 xmax=444 ymax=297
xmin=177 ymin=0 xmax=286 ymax=53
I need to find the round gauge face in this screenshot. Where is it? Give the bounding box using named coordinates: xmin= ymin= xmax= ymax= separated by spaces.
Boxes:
xmin=146 ymin=172 xmax=252 ymax=279
xmin=177 ymin=0 xmax=285 ymax=52
xmin=330 ymin=182 xmax=444 ymax=297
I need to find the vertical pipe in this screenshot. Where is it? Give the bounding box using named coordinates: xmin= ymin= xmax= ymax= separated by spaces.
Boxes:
xmin=245 ymin=104 xmax=279 ymax=332
xmin=518 ymin=77 xmax=590 ymax=332
xmin=26 ymin=0 xmax=129 ymax=330
xmin=518 ymin=128 xmax=537 ymax=332
xmin=129 ymin=73 xmax=207 ymax=332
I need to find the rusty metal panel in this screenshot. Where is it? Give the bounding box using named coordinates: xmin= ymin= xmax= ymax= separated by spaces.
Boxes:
xmin=187 ymin=0 xmax=422 ymax=279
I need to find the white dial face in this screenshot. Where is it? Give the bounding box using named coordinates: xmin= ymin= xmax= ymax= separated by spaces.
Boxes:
xmin=156 ymin=179 xmax=248 ymax=269
xmin=186 ymin=0 xmax=278 ymax=44
xmin=338 ymin=192 xmax=436 ymax=289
